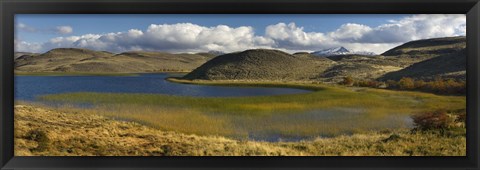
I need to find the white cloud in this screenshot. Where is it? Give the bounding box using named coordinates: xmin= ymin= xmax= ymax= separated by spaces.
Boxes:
xmin=16 ymin=23 xmax=74 ymax=35
xmin=261 ymin=14 xmax=466 ymax=53
xmin=16 ymin=23 xmax=37 ymax=32
xmin=55 ymin=26 xmax=73 ymax=34
xmin=14 ymin=40 xmax=43 ymax=52
xmin=265 ymin=22 xmax=327 ymax=49
xmin=15 ymin=14 xmax=466 ymax=54
xmin=356 ymin=14 xmax=466 ymax=43
xmin=327 ymin=23 xmax=372 ymax=42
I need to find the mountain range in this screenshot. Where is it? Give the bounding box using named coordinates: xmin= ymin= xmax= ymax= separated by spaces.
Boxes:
xmin=184 ymin=36 xmax=465 ymax=82
xmin=15 ymin=36 xmax=466 ymax=83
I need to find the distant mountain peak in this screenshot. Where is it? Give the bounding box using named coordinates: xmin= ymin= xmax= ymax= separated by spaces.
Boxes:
xmin=311 ymin=47 xmax=375 ymax=57
xmin=333 ymin=47 xmax=349 ymax=53
xmin=311 ymin=47 xmax=350 ymax=56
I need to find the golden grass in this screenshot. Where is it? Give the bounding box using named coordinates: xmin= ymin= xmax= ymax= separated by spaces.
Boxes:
xmin=14 ymin=104 xmax=466 ymax=156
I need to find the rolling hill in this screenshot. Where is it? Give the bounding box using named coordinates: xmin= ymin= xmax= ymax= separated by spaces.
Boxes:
xmin=183 ymin=49 xmax=336 ymax=81
xmin=15 ymin=48 xmax=215 ymax=73
xmin=378 ymin=36 xmax=466 ymax=81
xmin=379 ymin=49 xmax=466 ymax=81
xmin=382 ymin=36 xmax=466 ymax=56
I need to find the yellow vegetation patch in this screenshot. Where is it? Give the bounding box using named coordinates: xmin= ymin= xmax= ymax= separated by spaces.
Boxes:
xmin=236 ymin=102 xmax=306 ymax=112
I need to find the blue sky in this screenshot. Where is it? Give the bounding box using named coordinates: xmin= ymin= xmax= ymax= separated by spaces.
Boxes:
xmin=15 ymin=14 xmax=466 ymax=54
xmin=16 ymin=14 xmax=408 ymax=43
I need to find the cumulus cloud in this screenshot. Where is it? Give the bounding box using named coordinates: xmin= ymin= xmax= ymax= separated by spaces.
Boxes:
xmin=265 ymin=22 xmax=327 ymax=49
xmin=358 ymin=14 xmax=466 ymax=43
xmin=16 ymin=23 xmax=37 ymax=32
xmin=55 ymin=26 xmax=73 ymax=34
xmin=15 ymin=14 xmax=466 ymax=54
xmin=16 ymin=23 xmax=74 ymax=34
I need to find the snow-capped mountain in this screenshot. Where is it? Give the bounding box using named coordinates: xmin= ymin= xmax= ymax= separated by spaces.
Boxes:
xmin=311 ymin=47 xmax=350 ymax=56
xmin=311 ymin=47 xmax=376 ymax=56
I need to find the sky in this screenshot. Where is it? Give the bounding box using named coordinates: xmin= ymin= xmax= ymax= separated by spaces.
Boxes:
xmin=15 ymin=14 xmax=466 ymax=54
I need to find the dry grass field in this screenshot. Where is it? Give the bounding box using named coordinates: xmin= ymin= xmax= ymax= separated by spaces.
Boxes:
xmin=15 ymin=104 xmax=465 ymax=156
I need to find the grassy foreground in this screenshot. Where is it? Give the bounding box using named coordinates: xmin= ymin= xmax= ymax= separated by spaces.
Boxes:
xmin=15 ymin=104 xmax=466 ymax=156
xmin=38 ymin=80 xmax=466 ymax=140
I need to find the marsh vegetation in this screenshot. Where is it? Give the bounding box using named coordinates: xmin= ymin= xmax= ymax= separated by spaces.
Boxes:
xmin=37 ymin=79 xmax=465 ymax=142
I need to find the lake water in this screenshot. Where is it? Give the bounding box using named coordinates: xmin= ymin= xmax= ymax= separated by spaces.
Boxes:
xmin=15 ymin=73 xmax=312 ymax=101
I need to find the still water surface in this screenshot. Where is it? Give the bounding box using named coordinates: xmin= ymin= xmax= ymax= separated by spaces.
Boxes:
xmin=15 ymin=73 xmax=312 ymax=101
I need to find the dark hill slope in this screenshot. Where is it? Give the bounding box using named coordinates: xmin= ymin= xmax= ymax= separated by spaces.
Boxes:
xmin=380 ymin=36 xmax=466 ymax=68
xmin=382 ymin=36 xmax=465 ymax=56
xmin=183 ymin=49 xmax=335 ymax=81
xmin=379 ymin=49 xmax=466 ymax=81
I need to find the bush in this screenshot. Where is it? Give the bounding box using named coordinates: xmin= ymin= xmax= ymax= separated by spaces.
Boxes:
xmin=414 ymin=80 xmax=426 ymax=89
xmin=398 ymin=77 xmax=415 ymax=90
xmin=340 ymin=76 xmax=354 ymax=86
xmin=341 ymin=77 xmax=465 ymax=95
xmin=411 ymin=110 xmax=453 ymax=131
xmin=385 ymin=77 xmax=465 ymax=95
xmin=386 ymin=80 xmax=397 ymax=88
xmin=26 ymin=130 xmax=50 ymax=152
xmin=455 ymin=109 xmax=466 ymax=123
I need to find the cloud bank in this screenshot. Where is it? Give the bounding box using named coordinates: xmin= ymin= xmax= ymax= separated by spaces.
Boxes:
xmin=16 ymin=14 xmax=466 ymax=54
xmin=16 ymin=23 xmax=74 ymax=35
xmin=55 ymin=26 xmax=73 ymax=34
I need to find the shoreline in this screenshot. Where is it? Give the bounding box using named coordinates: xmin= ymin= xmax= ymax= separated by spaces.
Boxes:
xmin=166 ymin=77 xmax=328 ymax=91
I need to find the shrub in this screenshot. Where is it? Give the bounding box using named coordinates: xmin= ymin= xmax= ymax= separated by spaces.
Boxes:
xmin=343 ymin=77 xmax=465 ymax=95
xmin=385 ymin=77 xmax=465 ymax=95
xmin=414 ymin=80 xmax=426 ymax=89
xmin=340 ymin=76 xmax=354 ymax=86
xmin=26 ymin=129 xmax=50 ymax=152
xmin=411 ymin=110 xmax=453 ymax=131
xmin=386 ymin=80 xmax=397 ymax=88
xmin=455 ymin=109 xmax=466 ymax=123
xmin=398 ymin=77 xmax=415 ymax=90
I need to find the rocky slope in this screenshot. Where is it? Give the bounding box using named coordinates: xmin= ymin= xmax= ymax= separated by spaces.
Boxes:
xmin=14 ymin=48 xmax=214 ymax=73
